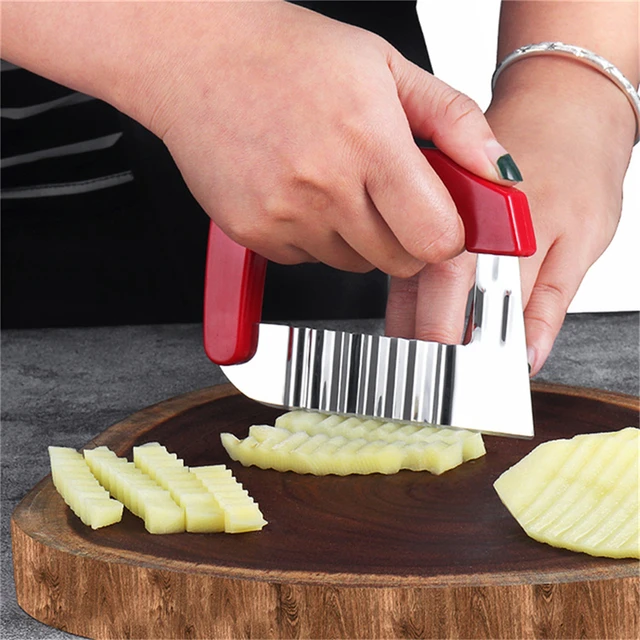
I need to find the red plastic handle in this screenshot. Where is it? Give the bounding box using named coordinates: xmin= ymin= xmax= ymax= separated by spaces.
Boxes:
xmin=420 ymin=147 xmax=536 ymax=256
xmin=203 ymin=223 xmax=267 ymax=365
xmin=203 ymin=147 xmax=536 ymax=365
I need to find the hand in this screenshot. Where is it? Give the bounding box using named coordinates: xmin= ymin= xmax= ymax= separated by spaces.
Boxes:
xmin=137 ymin=2 xmax=519 ymax=276
xmin=386 ymin=58 xmax=636 ymax=375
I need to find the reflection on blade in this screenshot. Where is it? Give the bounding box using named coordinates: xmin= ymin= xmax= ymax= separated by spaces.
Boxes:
xmin=221 ymin=256 xmax=533 ymax=438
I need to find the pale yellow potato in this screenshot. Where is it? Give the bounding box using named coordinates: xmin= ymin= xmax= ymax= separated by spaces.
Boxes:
xmin=211 ymin=491 xmax=252 ymax=507
xmin=54 ymin=474 xmax=100 ymax=498
xmin=189 ymin=464 xmax=232 ymax=479
xmin=133 ymin=443 xmax=183 ymax=475
xmin=190 ymin=465 xmax=267 ymax=533
xmin=133 ymin=443 xmax=262 ymax=533
xmin=221 ymin=411 xmax=485 ymax=476
xmin=48 ymin=446 xmax=123 ymax=529
xmin=224 ymin=502 xmax=268 ymax=534
xmin=139 ymin=471 xmax=222 ymax=533
xmin=104 ymin=460 xmax=130 ymax=494
xmin=52 ymin=442 xmax=263 ymax=535
xmin=84 ymin=497 xmax=124 ymax=529
xmin=494 ymin=427 xmax=639 ymax=559
xmin=143 ymin=497 xmax=187 ymax=534
xmin=121 ymin=475 xmax=158 ymax=516
xmin=85 ymin=447 xmax=185 ymax=534
xmin=184 ymin=505 xmax=225 ymax=533
xmin=197 ymin=477 xmax=238 ymax=491
xmin=132 ymin=486 xmax=167 ymax=519
xmin=76 ymin=447 xmax=115 ymax=484
xmin=403 ymin=440 xmax=464 ymax=475
xmin=275 ymin=411 xmax=485 ymax=462
xmin=274 ymin=411 xmax=327 ymax=431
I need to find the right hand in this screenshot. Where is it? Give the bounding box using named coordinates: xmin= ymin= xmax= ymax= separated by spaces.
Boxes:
xmin=133 ymin=2 xmax=517 ymax=276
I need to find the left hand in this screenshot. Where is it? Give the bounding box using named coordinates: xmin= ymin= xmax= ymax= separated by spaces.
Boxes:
xmin=385 ymin=59 xmax=636 ymax=375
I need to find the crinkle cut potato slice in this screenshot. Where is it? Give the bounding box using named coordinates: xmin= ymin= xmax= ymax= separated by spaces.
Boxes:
xmin=494 ymin=427 xmax=639 ymax=559
xmin=221 ymin=410 xmax=486 ymax=476
xmin=49 ymin=443 xmax=266 ymax=535
xmin=135 ymin=442 xmax=266 ymax=533
xmin=84 ymin=446 xmax=185 ymax=534
xmin=48 ymin=446 xmax=123 ymax=529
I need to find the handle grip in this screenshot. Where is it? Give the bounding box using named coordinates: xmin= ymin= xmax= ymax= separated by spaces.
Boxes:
xmin=203 ymin=223 xmax=267 ymax=365
xmin=204 ymin=147 xmax=536 ymax=365
xmin=420 ymin=146 xmax=536 ymax=257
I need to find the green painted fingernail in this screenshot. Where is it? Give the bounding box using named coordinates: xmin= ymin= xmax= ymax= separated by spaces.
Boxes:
xmin=496 ymin=154 xmax=523 ymax=182
xmin=414 ymin=138 xmax=437 ymax=149
xmin=485 ymin=141 xmax=524 ymax=182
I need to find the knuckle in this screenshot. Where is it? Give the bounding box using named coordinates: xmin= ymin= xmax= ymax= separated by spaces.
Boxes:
xmin=290 ymin=175 xmax=335 ymax=215
xmin=524 ymin=313 xmax=558 ymax=342
xmin=218 ymin=216 xmax=257 ymax=246
xmin=532 ymin=280 xmax=571 ymax=310
xmin=389 ymin=259 xmax=423 ymax=279
xmin=427 ymin=87 xmax=482 ymax=136
xmin=424 ymin=256 xmax=473 ymax=283
xmin=261 ymin=195 xmax=297 ymax=226
xmin=257 ymin=167 xmax=340 ymax=231
xmin=411 ymin=219 xmax=464 ymax=263
xmin=284 ymin=161 xmax=341 ymax=217
xmin=525 ymin=286 xmax=570 ymax=338
xmin=334 ymin=94 xmax=397 ymax=169
xmin=440 ymin=91 xmax=481 ymax=128
xmin=341 ymin=111 xmax=384 ymax=169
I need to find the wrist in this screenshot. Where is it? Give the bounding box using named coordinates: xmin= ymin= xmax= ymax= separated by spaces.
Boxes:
xmin=490 ymin=56 xmax=637 ymax=154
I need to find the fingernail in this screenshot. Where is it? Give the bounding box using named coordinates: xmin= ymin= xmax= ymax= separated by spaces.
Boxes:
xmin=485 ymin=140 xmax=523 ymax=182
xmin=527 ymin=346 xmax=537 ymax=376
xmin=414 ymin=137 xmax=437 ymax=149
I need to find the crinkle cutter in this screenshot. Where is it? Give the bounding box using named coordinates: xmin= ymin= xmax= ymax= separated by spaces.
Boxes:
xmin=203 ymin=145 xmax=536 ymax=438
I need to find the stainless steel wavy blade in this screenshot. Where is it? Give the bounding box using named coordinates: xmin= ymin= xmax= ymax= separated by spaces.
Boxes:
xmin=221 ymin=255 xmax=533 ymax=438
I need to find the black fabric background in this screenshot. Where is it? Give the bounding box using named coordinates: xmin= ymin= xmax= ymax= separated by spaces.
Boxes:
xmin=1 ymin=1 xmax=432 ymax=329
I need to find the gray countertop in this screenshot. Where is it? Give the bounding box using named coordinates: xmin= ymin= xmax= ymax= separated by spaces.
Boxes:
xmin=2 ymin=313 xmax=638 ymax=639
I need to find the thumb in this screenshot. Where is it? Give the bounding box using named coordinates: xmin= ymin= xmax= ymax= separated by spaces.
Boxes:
xmin=389 ymin=54 xmax=523 ymax=184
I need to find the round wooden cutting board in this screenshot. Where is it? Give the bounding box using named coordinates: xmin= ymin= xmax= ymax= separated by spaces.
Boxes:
xmin=12 ymin=382 xmax=640 ymax=639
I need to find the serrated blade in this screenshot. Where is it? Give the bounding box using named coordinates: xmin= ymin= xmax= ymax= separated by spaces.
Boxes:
xmin=221 ymin=255 xmax=533 ymax=438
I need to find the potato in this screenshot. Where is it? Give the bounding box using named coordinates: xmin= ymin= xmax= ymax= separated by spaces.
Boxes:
xmin=136 ymin=443 xmax=265 ymax=533
xmin=494 ymin=427 xmax=639 ymax=559
xmin=84 ymin=446 xmax=184 ymax=534
xmin=48 ymin=446 xmax=123 ymax=529
xmin=221 ymin=410 xmax=486 ymax=476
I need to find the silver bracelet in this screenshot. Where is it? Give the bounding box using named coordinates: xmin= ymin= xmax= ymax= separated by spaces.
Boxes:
xmin=492 ymin=42 xmax=640 ymax=145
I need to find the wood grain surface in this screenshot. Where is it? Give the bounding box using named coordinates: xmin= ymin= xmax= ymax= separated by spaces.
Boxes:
xmin=12 ymin=382 xmax=640 ymax=639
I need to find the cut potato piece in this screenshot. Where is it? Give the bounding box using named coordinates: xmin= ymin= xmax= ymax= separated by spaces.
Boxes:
xmin=48 ymin=446 xmax=123 ymax=529
xmin=133 ymin=443 xmax=223 ymax=533
xmin=275 ymin=410 xmax=486 ymax=462
xmin=191 ymin=465 xmax=267 ymax=533
xmin=136 ymin=443 xmax=266 ymax=533
xmin=494 ymin=427 xmax=639 ymax=559
xmin=222 ymin=410 xmax=486 ymax=476
xmin=84 ymin=446 xmax=185 ymax=534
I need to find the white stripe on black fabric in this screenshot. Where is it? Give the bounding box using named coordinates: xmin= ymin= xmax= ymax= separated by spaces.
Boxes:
xmin=1 ymin=92 xmax=95 ymax=120
xmin=1 ymin=171 xmax=134 ymax=199
xmin=2 ymin=132 xmax=123 ymax=168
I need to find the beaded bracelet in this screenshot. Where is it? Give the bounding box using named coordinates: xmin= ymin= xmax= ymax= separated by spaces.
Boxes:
xmin=491 ymin=42 xmax=640 ymax=145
